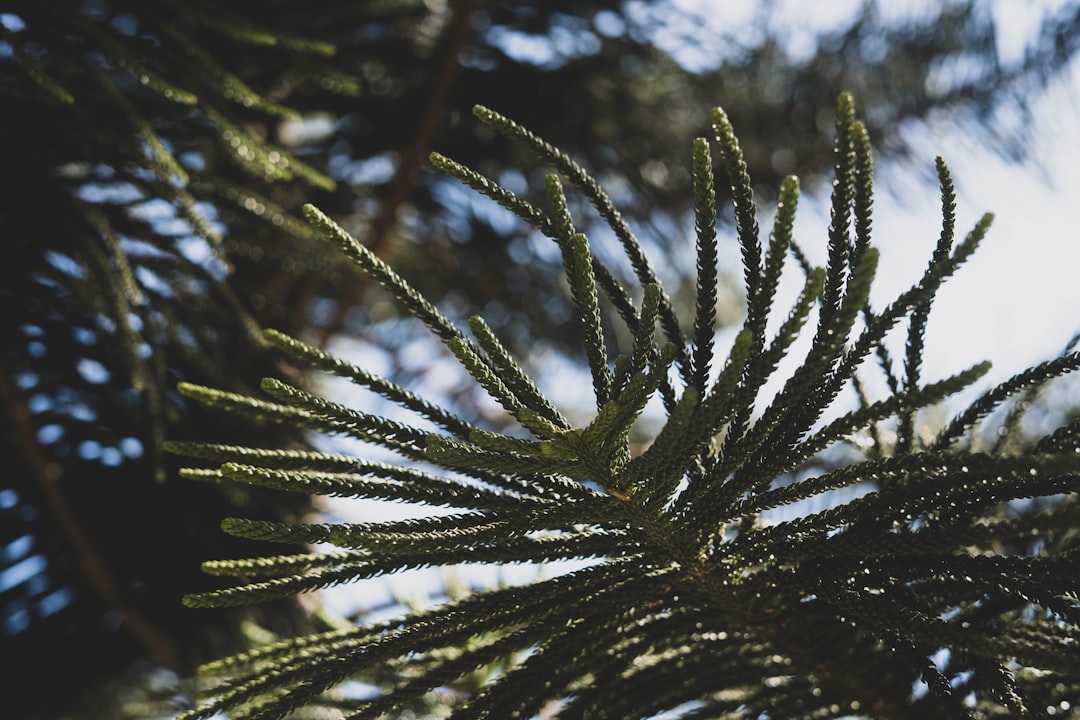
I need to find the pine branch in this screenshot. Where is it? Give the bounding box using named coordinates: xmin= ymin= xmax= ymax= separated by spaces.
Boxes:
xmin=176 ymin=95 xmax=1080 ymax=720
xmin=472 ymin=104 xmax=692 ymax=381
xmin=711 ymin=107 xmax=764 ymax=339
xmin=563 ymin=233 xmax=612 ymax=408
xmin=468 ymin=315 xmax=571 ymax=431
xmin=934 ymin=350 xmax=1080 ymax=449
xmin=690 ymin=137 xmax=719 ymax=395
xmin=302 ymin=204 xmax=469 ymax=347
xmin=263 ymin=328 xmax=477 ymax=438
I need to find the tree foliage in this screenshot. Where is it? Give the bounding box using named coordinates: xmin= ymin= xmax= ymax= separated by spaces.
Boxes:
xmin=173 ymin=95 xmax=1080 ymax=719
xmin=5 ymin=1 xmax=1080 ymax=717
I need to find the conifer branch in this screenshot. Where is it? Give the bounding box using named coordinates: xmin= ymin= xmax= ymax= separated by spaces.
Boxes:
xmin=934 ymin=350 xmax=1080 ymax=449
xmin=301 ymin=204 xmax=470 ymax=347
xmin=711 ymin=107 xmax=764 ymax=338
xmin=468 ymin=315 xmax=570 ymax=431
xmin=178 ymin=96 xmax=1080 ymax=719
xmin=759 ymin=174 xmax=800 ymax=335
xmin=1 ymin=24 xmax=75 ymax=104
xmin=720 ymin=263 xmax=824 ymax=456
xmin=691 ymin=137 xmax=719 ymax=395
xmin=631 ymin=282 xmax=662 ymax=376
xmin=472 ymin=104 xmax=692 ymax=379
xmin=851 ymin=119 xmax=875 ymax=262
xmin=754 ymin=359 xmax=992 ymax=485
xmin=147 ymin=13 xmax=301 ymax=119
xmin=446 ymin=336 xmax=555 ymax=438
xmin=719 ymin=247 xmax=878 ymax=495
xmin=264 ymin=328 xmax=477 ymax=438
xmin=819 ymin=92 xmax=856 ymax=332
xmin=563 ymin=233 xmax=611 ymax=408
xmin=259 ymin=377 xmax=431 ymax=455
xmin=202 ymin=548 xmax=364 ymax=577
xmin=429 ymin=152 xmax=555 ymax=236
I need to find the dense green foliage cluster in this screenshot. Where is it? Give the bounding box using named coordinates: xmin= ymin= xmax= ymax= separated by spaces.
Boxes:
xmin=173 ymin=96 xmax=1080 ymax=718
xmin=6 ymin=2 xmax=1080 ymax=717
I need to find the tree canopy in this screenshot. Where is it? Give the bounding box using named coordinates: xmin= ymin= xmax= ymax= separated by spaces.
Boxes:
xmin=3 ymin=1 xmax=1080 ymax=717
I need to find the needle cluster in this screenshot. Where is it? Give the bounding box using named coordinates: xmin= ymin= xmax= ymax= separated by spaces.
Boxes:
xmin=172 ymin=94 xmax=1080 ymax=719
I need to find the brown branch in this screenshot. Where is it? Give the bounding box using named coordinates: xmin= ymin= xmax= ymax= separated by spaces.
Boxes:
xmin=369 ymin=0 xmax=480 ymax=255
xmin=305 ymin=0 xmax=480 ymax=341
xmin=0 ymin=360 xmax=186 ymax=672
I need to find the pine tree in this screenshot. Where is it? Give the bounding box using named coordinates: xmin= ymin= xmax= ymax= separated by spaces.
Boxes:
xmin=171 ymin=94 xmax=1080 ymax=719
xmin=7 ymin=3 xmax=1080 ymax=717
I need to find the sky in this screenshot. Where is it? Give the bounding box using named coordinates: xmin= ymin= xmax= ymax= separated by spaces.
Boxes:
xmin=879 ymin=68 xmax=1080 ymax=382
xmin=762 ymin=59 xmax=1080 ymax=395
xmin=661 ymin=0 xmax=1080 ymax=386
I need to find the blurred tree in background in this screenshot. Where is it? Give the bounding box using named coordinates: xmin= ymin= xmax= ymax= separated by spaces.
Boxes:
xmin=2 ymin=1 xmax=1079 ymax=717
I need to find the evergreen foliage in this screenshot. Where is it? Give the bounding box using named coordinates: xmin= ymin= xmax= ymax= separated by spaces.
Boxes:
xmin=7 ymin=3 xmax=1080 ymax=717
xmin=174 ymin=95 xmax=1080 ymax=718
xmin=0 ymin=4 xmax=361 ymax=712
